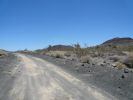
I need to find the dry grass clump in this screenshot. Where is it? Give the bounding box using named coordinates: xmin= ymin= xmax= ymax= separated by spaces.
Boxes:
xmin=109 ymin=56 xmax=122 ymax=62
xmin=64 ymin=52 xmax=72 ymax=57
xmin=0 ymin=51 xmax=8 ymax=57
xmin=46 ymin=51 xmax=66 ymax=58
xmin=17 ymin=58 xmax=22 ymax=62
xmin=122 ymin=54 xmax=133 ymax=68
xmin=0 ymin=53 xmax=7 ymax=57
xmin=112 ymin=62 xmax=126 ymax=70
xmin=111 ymin=52 xmax=133 ymax=69
xmin=80 ymin=56 xmax=92 ymax=64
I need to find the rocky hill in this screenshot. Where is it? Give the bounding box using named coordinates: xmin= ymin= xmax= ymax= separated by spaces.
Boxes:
xmin=102 ymin=37 xmax=133 ymax=46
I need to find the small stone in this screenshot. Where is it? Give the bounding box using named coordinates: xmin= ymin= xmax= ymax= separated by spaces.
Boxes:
xmin=100 ymin=63 xmax=104 ymax=66
xmin=121 ymin=74 xmax=125 ymax=79
xmin=112 ymin=63 xmax=116 ymax=67
xmin=124 ymin=68 xmax=129 ymax=73
xmin=81 ymin=64 xmax=84 ymax=66
xmin=103 ymin=61 xmax=106 ymax=63
xmin=92 ymin=63 xmax=95 ymax=65
xmin=87 ymin=66 xmax=90 ymax=68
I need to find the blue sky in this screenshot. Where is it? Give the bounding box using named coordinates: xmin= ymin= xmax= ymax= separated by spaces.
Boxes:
xmin=0 ymin=0 xmax=133 ymax=51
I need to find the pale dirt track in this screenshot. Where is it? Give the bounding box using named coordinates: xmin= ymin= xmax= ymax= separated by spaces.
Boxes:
xmin=1 ymin=54 xmax=117 ymax=100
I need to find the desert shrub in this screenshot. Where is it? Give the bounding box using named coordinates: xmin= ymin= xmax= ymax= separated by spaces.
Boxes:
xmin=112 ymin=62 xmax=126 ymax=70
xmin=64 ymin=52 xmax=71 ymax=57
xmin=73 ymin=43 xmax=89 ymax=57
xmin=109 ymin=56 xmax=121 ymax=62
xmin=0 ymin=52 xmax=8 ymax=57
xmin=55 ymin=54 xmax=62 ymax=58
xmin=46 ymin=51 xmax=65 ymax=57
xmin=116 ymin=51 xmax=127 ymax=56
xmin=73 ymin=43 xmax=81 ymax=56
xmin=80 ymin=56 xmax=92 ymax=64
xmin=116 ymin=62 xmax=126 ymax=69
xmin=89 ymin=54 xmax=96 ymax=57
xmin=77 ymin=48 xmax=89 ymax=57
xmin=123 ymin=55 xmax=133 ymax=68
xmin=47 ymin=45 xmax=52 ymax=51
xmin=93 ymin=52 xmax=104 ymax=57
xmin=40 ymin=51 xmax=46 ymax=55
xmin=0 ymin=54 xmax=4 ymax=56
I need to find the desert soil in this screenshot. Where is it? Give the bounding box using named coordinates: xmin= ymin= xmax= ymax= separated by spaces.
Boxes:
xmin=30 ymin=53 xmax=133 ymax=100
xmin=0 ymin=53 xmax=117 ymax=100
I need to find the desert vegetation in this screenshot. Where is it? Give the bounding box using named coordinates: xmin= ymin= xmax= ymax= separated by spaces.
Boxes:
xmin=13 ymin=37 xmax=133 ymax=100
xmin=33 ymin=38 xmax=133 ymax=70
xmin=122 ymin=54 xmax=133 ymax=68
xmin=0 ymin=50 xmax=8 ymax=57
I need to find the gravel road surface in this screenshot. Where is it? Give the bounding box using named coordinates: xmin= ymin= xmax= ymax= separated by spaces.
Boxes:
xmin=0 ymin=54 xmax=117 ymax=100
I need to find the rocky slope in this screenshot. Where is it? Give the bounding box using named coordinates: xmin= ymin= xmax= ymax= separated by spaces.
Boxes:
xmin=102 ymin=37 xmax=133 ymax=46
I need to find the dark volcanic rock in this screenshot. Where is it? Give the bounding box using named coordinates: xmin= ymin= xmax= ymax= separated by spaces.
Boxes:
xmin=121 ymin=74 xmax=125 ymax=79
xmin=124 ymin=68 xmax=129 ymax=73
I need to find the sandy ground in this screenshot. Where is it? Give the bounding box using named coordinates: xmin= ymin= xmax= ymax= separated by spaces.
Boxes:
xmin=0 ymin=53 xmax=117 ymax=100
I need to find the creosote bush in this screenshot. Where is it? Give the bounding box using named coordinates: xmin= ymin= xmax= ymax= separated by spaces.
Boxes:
xmin=73 ymin=43 xmax=89 ymax=57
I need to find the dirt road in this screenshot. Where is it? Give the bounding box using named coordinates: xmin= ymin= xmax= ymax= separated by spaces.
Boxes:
xmin=0 ymin=54 xmax=117 ymax=100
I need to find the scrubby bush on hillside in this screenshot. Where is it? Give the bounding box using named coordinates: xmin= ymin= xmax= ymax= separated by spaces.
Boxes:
xmin=123 ymin=55 xmax=133 ymax=68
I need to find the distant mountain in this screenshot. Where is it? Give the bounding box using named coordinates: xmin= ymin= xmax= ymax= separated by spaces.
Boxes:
xmin=34 ymin=45 xmax=74 ymax=54
xmin=47 ymin=45 xmax=74 ymax=51
xmin=102 ymin=37 xmax=133 ymax=46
